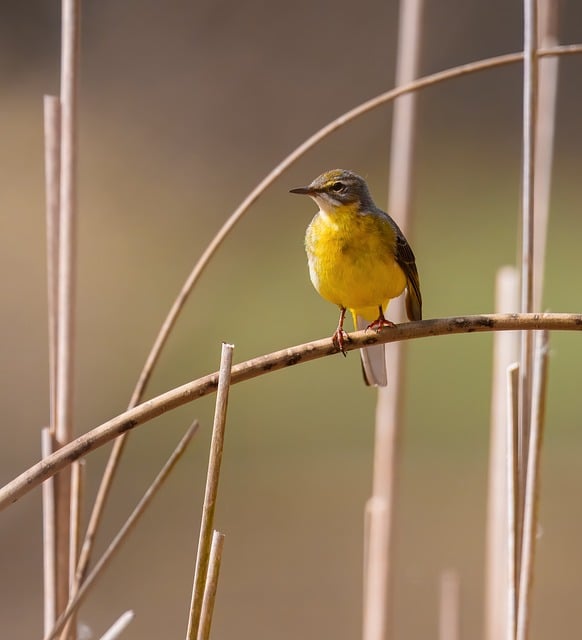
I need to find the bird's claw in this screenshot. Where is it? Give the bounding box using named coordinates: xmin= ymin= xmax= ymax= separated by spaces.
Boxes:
xmin=366 ymin=316 xmax=396 ymax=333
xmin=332 ymin=328 xmax=351 ymax=356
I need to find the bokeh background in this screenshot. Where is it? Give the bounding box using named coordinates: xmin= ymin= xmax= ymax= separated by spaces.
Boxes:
xmin=1 ymin=1 xmax=582 ymax=638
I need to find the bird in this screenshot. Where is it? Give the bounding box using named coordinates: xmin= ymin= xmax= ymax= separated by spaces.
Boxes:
xmin=290 ymin=169 xmax=422 ymax=386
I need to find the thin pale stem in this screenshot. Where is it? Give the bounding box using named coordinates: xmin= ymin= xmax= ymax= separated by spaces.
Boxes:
xmin=60 ymin=461 xmax=84 ymax=640
xmin=533 ymin=0 xmax=560 ymax=311
xmin=187 ymin=344 xmax=234 ymax=640
xmin=42 ymin=429 xmax=57 ymax=635
xmin=485 ymin=267 xmax=520 ymax=640
xmin=439 ymin=570 xmax=460 ymax=640
xmin=54 ymin=0 xmax=81 ymax=622
xmin=507 ymin=363 xmax=520 ymax=640
xmin=196 ymin=531 xmax=226 ymax=640
xmin=98 ymin=611 xmax=135 ymax=640
xmin=364 ymin=1 xmax=423 ymax=638
xmin=517 ymin=0 xmax=539 ymax=573
xmin=43 ymin=422 xmax=198 ymax=640
xmin=362 ymin=497 xmax=389 ymax=640
xmin=43 ymin=96 xmax=61 ymax=437
xmin=74 ymin=41 xmax=582 ymax=587
xmin=516 ymin=331 xmax=550 ymax=640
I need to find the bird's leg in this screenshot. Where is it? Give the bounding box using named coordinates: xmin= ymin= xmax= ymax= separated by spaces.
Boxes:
xmin=366 ymin=305 xmax=396 ymax=332
xmin=332 ymin=306 xmax=350 ymax=356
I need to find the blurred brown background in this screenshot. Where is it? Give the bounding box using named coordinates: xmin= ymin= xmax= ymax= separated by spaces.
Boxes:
xmin=1 ymin=1 xmax=582 ymax=638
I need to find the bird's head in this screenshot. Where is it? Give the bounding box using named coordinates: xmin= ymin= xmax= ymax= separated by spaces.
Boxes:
xmin=290 ymin=169 xmax=374 ymax=214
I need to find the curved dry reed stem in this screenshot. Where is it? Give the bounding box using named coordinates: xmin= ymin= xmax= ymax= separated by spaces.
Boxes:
xmin=0 ymin=313 xmax=580 ymax=512
xmin=75 ymin=42 xmax=582 ymax=585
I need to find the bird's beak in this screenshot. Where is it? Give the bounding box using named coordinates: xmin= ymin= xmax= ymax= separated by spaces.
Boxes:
xmin=289 ymin=186 xmax=314 ymax=195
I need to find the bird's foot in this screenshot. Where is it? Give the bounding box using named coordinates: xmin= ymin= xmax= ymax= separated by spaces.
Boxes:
xmin=366 ymin=314 xmax=396 ymax=333
xmin=332 ymin=328 xmax=351 ymax=357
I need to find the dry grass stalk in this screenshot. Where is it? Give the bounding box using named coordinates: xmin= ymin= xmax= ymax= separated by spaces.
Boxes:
xmin=53 ymin=0 xmax=81 ymax=623
xmin=187 ymin=344 xmax=234 ymax=640
xmin=516 ymin=0 xmax=539 ymax=571
xmin=363 ymin=1 xmax=423 ymax=638
xmin=60 ymin=460 xmax=84 ymax=640
xmin=196 ymin=531 xmax=226 ymax=640
xmin=42 ymin=428 xmax=57 ymax=635
xmin=2 ymin=314 xmax=581 ymax=511
xmin=485 ymin=267 xmax=520 ymax=640
xmin=362 ymin=497 xmax=389 ymax=640
xmin=43 ymin=421 xmax=199 ymax=640
xmin=533 ymin=0 xmax=560 ymax=311
xmin=506 ymin=363 xmax=520 ymax=639
xmin=43 ymin=95 xmax=61 ymax=436
xmin=42 ymin=95 xmax=61 ymax=635
xmin=516 ymin=331 xmax=550 ymax=640
xmin=439 ymin=570 xmax=460 ymax=640
xmin=71 ymin=41 xmax=582 ymax=590
xmin=98 ymin=611 xmax=135 ymax=640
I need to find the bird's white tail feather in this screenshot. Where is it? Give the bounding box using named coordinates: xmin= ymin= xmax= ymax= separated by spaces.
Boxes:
xmin=356 ymin=315 xmax=388 ymax=387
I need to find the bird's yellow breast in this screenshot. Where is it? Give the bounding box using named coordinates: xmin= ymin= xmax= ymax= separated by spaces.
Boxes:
xmin=305 ymin=205 xmax=407 ymax=322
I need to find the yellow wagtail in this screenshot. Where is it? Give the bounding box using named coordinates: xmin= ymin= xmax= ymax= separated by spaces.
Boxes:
xmin=290 ymin=169 xmax=422 ymax=386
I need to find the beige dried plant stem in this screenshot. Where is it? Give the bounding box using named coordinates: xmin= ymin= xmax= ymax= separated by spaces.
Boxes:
xmin=44 ymin=421 xmax=198 ymax=640
xmin=42 ymin=95 xmax=61 ymax=636
xmin=533 ymin=0 xmax=560 ymax=311
xmin=1 ymin=314 xmax=580 ymax=512
xmin=54 ymin=0 xmax=81 ymax=622
xmin=363 ymin=1 xmax=423 ymax=639
xmin=43 ymin=95 xmax=61 ymax=435
xmin=517 ymin=0 xmax=539 ymax=568
xmin=507 ymin=363 xmax=520 ymax=640
xmin=485 ymin=267 xmax=520 ymax=640
xmin=187 ymin=344 xmax=234 ymax=640
xmin=439 ymin=570 xmax=460 ymax=640
xmin=98 ymin=611 xmax=135 ymax=640
xmin=75 ymin=42 xmax=582 ymax=587
xmin=516 ymin=331 xmax=550 ymax=640
xmin=42 ymin=429 xmax=57 ymax=635
xmin=60 ymin=460 xmax=84 ymax=640
xmin=196 ymin=531 xmax=226 ymax=640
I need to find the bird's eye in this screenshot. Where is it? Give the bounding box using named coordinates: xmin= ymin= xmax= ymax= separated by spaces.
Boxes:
xmin=331 ymin=182 xmax=345 ymax=192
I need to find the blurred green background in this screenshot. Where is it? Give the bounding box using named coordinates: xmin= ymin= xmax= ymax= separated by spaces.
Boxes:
xmin=1 ymin=1 xmax=582 ymax=638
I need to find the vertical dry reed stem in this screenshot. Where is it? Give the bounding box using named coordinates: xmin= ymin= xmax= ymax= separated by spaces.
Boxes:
xmin=43 ymin=96 xmax=61 ymax=436
xmin=363 ymin=2 xmax=423 ymax=639
xmin=517 ymin=0 xmax=539 ymax=592
xmin=516 ymin=331 xmax=549 ymax=640
xmin=53 ymin=0 xmax=81 ymax=624
xmin=439 ymin=570 xmax=460 ymax=640
xmin=363 ymin=497 xmax=389 ymax=639
xmin=60 ymin=461 xmax=84 ymax=640
xmin=485 ymin=267 xmax=519 ymax=640
xmin=42 ymin=429 xmax=57 ymax=635
xmin=533 ymin=0 xmax=560 ymax=310
xmin=98 ymin=611 xmax=135 ymax=640
xmin=44 ymin=422 xmax=198 ymax=640
xmin=187 ymin=344 xmax=234 ymax=640
xmin=507 ymin=363 xmax=520 ymax=640
xmin=197 ymin=531 xmax=225 ymax=640
xmin=42 ymin=95 xmax=62 ymax=631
